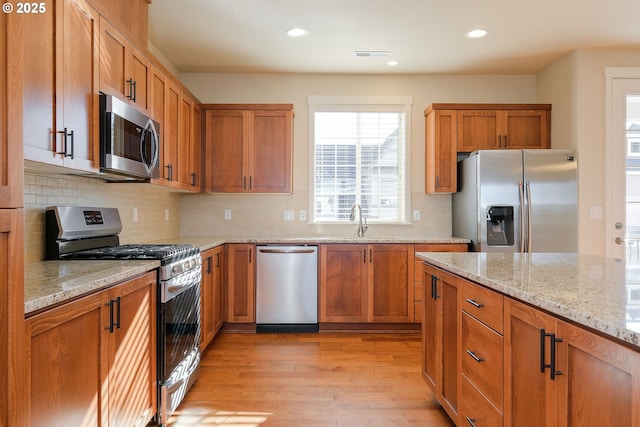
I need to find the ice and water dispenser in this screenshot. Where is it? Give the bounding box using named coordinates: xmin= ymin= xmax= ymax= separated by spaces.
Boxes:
xmin=486 ymin=206 xmax=514 ymax=246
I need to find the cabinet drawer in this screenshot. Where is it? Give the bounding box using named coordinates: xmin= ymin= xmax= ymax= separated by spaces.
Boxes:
xmin=461 ymin=312 xmax=503 ymax=410
xmin=459 ymin=376 xmax=503 ymax=427
xmin=460 ymin=279 xmax=503 ymax=333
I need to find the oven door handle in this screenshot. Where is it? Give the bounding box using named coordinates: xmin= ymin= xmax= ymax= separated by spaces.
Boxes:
xmin=162 ymin=269 xmax=202 ymax=303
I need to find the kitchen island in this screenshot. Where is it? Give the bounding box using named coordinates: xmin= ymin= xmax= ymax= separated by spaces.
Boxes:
xmin=416 ymin=251 xmax=640 ymax=427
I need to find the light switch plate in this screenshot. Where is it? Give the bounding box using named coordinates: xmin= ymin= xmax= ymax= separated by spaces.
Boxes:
xmin=224 ymin=209 xmax=232 ymax=220
xmin=413 ymin=210 xmax=421 ymax=221
xmin=284 ymin=210 xmax=294 ymax=221
xmin=299 ymin=210 xmax=307 ymax=221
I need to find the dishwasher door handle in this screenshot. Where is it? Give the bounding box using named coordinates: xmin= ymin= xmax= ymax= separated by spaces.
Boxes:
xmin=258 ymin=248 xmax=316 ymax=254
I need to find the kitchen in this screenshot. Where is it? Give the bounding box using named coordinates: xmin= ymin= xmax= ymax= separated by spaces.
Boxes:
xmin=2 ymin=0 xmax=640 ymax=426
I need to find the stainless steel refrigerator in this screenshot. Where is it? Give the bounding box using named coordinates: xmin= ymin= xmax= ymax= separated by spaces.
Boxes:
xmin=452 ymin=150 xmax=577 ymax=253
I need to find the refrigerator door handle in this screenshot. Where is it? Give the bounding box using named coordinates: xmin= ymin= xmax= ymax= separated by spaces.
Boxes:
xmin=519 ymin=182 xmax=526 ymax=253
xmin=526 ymin=182 xmax=533 ymax=253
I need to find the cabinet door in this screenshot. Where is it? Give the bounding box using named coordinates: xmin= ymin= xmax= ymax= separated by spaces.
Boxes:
xmin=504 ymin=298 xmax=557 ymax=427
xmin=99 ymin=17 xmax=127 ymax=100
xmin=28 ymin=290 xmax=110 ymax=427
xmin=457 ymin=110 xmax=500 ymax=152
xmin=1 ymin=13 xmax=22 ymax=208
xmin=190 ymin=102 xmax=203 ymax=192
xmin=211 ymin=246 xmax=225 ymax=334
xmin=319 ymin=245 xmax=368 ymax=322
xmin=178 ymin=95 xmax=193 ymax=190
xmin=149 ymin=66 xmax=167 ymax=186
xmin=107 ymin=272 xmax=156 ymax=427
xmin=369 ymin=244 xmax=414 ymax=322
xmin=164 ymin=81 xmax=181 ymax=187
xmin=1 ymin=210 xmax=25 ymax=427
xmin=61 ymin=0 xmax=100 ymax=171
xmin=248 ymin=110 xmax=293 ymax=193
xmin=129 ymin=47 xmax=150 ymax=112
xmin=425 ymin=109 xmax=457 ymax=193
xmin=200 ymin=249 xmax=215 ymax=351
xmin=555 ymin=320 xmax=640 ymax=427
xmin=500 ymin=110 xmax=550 ymax=149
xmin=422 ymin=264 xmax=439 ymax=391
xmin=204 ymin=110 xmax=246 ymax=192
xmin=438 ymin=270 xmax=459 ymax=420
xmin=226 ymin=244 xmax=255 ymax=323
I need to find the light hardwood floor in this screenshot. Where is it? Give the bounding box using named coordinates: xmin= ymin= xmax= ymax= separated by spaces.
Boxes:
xmin=167 ymin=332 xmax=455 ymax=427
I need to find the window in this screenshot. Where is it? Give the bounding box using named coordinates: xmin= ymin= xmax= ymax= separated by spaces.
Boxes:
xmin=309 ymin=96 xmax=411 ymax=224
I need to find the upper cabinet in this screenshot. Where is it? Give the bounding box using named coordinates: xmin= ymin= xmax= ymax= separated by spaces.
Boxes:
xmin=19 ymin=0 xmax=100 ymax=174
xmin=203 ymin=104 xmax=293 ymax=194
xmin=425 ymin=103 xmax=551 ymax=194
xmin=1 ymin=12 xmax=23 ymax=208
xmin=99 ymin=17 xmax=150 ymax=113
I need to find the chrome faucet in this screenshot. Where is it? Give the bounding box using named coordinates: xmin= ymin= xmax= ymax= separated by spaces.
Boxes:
xmin=350 ymin=203 xmax=368 ymax=237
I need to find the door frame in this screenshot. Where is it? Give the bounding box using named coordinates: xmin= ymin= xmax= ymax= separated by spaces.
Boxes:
xmin=604 ymin=67 xmax=640 ymax=258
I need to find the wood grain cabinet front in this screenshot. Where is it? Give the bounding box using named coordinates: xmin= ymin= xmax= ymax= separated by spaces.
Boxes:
xmin=225 ymin=244 xmax=255 ymax=323
xmin=505 ymin=297 xmax=640 ymax=427
xmin=200 ymin=245 xmax=224 ymax=351
xmin=319 ymin=244 xmax=414 ymax=323
xmin=19 ymin=0 xmax=100 ymax=173
xmin=203 ymin=105 xmax=293 ymax=194
xmin=27 ymin=272 xmax=157 ymax=427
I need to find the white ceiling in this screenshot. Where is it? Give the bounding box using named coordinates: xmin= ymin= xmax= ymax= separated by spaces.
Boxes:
xmin=148 ymin=0 xmax=640 ymax=75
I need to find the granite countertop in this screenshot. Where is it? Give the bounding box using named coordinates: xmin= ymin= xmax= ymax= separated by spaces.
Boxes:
xmin=24 ymin=259 xmax=160 ymax=316
xmin=415 ymin=252 xmax=640 ymax=349
xmin=25 ymin=236 xmax=467 ymax=316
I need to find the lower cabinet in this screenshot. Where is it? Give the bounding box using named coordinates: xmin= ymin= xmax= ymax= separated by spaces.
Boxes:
xmin=505 ymin=298 xmax=640 ymax=427
xmin=27 ymin=271 xmax=157 ymax=427
xmin=422 ymin=264 xmax=459 ymax=421
xmin=200 ymin=245 xmax=224 ymax=350
xmin=422 ymin=265 xmax=640 ymax=427
xmin=225 ymin=244 xmax=255 ymax=323
xmin=319 ymin=244 xmax=414 ymax=323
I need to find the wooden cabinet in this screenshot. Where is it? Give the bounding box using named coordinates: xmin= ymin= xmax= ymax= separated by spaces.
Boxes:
xmin=225 ymin=244 xmax=255 ymax=323
xmin=457 ymin=108 xmax=550 ymax=152
xmin=204 ymin=105 xmax=293 ymax=194
xmin=0 ymin=210 xmax=25 ymax=427
xmin=319 ymin=244 xmax=368 ymax=322
xmin=424 ymin=104 xmax=551 ymax=194
xmin=505 ymin=298 xmax=640 ymax=427
xmin=1 ymin=12 xmax=23 ymax=208
xmin=86 ymin=0 xmax=149 ymax=49
xmin=99 ymin=17 xmax=149 ymax=112
xmin=319 ymin=244 xmax=414 ymax=323
xmin=414 ymin=244 xmax=468 ymax=322
xmin=178 ymin=94 xmax=202 ymax=191
xmin=425 ymin=108 xmax=457 ymax=193
xmin=458 ymin=279 xmax=504 ymax=427
xmin=200 ymin=246 xmax=224 ymax=351
xmin=27 ymin=271 xmax=157 ymax=427
xmin=20 ymin=0 xmax=100 ymax=173
xmin=421 ymin=264 xmax=459 ymax=421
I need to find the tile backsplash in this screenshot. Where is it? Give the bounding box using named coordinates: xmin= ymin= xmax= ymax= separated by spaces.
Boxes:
xmin=24 ymin=172 xmax=181 ymax=263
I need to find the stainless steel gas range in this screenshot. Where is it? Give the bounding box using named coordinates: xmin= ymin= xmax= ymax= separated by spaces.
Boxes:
xmin=46 ymin=206 xmax=201 ymax=426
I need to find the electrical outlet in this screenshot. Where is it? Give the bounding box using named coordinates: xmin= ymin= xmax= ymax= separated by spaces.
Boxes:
xmin=133 ymin=207 xmax=138 ymax=223
xmin=284 ymin=210 xmax=294 ymax=221
xmin=413 ymin=210 xmax=421 ymax=221
xmin=165 ymin=209 xmax=170 ymax=222
xmin=299 ymin=210 xmax=307 ymax=221
xmin=224 ymin=209 xmax=232 ymax=220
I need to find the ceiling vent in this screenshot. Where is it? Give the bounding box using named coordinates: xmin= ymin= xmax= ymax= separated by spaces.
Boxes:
xmin=353 ymin=51 xmax=390 ymax=58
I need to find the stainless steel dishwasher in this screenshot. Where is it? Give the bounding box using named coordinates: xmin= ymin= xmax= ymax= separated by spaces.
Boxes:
xmin=256 ymin=245 xmax=318 ymax=333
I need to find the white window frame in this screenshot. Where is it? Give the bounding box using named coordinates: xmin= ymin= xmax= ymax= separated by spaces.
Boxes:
xmin=308 ymin=95 xmax=412 ymax=224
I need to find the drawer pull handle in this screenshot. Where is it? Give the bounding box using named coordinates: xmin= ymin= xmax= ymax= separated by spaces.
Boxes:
xmin=466 ymin=417 xmax=478 ymax=427
xmin=466 ymin=349 xmax=484 ymax=363
xmin=466 ymin=298 xmax=484 ymax=308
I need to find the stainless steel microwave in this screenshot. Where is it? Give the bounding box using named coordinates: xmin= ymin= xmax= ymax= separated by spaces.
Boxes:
xmin=99 ymin=93 xmax=160 ymax=181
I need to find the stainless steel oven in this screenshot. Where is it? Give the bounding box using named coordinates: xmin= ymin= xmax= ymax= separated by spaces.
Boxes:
xmin=45 ymin=206 xmax=202 ymax=426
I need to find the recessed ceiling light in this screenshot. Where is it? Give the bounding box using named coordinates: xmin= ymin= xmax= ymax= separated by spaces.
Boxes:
xmin=387 ymin=60 xmax=398 ymax=66
xmin=287 ymin=28 xmax=308 ymax=38
xmin=466 ymin=29 xmax=488 ymax=38
xmin=353 ymin=51 xmax=390 ymax=58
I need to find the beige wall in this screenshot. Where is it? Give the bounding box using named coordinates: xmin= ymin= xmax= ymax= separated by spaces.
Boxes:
xmin=24 ymin=171 xmax=181 ymax=263
xmin=537 ymin=47 xmax=640 ymax=256
xmin=179 ymin=73 xmax=537 ymax=238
